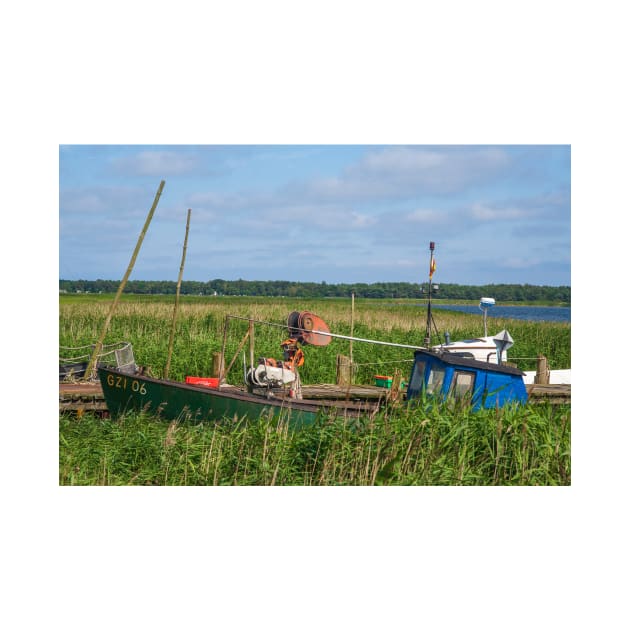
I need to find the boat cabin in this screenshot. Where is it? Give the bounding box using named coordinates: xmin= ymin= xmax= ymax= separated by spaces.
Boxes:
xmin=406 ymin=349 xmax=528 ymax=410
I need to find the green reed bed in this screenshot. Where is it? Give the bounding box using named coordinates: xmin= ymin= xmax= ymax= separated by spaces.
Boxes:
xmin=59 ymin=295 xmax=570 ymax=383
xmin=59 ymin=401 xmax=570 ymax=486
xmin=59 ymin=294 xmax=570 ymax=485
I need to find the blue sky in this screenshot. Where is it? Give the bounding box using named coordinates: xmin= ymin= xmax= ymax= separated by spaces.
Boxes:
xmin=59 ymin=145 xmax=570 ymax=286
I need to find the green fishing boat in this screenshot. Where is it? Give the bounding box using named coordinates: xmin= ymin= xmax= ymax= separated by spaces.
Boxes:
xmin=98 ymin=366 xmax=324 ymax=428
xmin=97 ymin=310 xmax=383 ymax=427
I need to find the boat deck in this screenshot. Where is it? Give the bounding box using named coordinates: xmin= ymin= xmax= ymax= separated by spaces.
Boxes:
xmin=60 ymin=380 xmax=571 ymax=415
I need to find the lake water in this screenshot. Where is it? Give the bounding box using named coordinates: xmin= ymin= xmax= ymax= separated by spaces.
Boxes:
xmin=430 ymin=304 xmax=571 ymax=323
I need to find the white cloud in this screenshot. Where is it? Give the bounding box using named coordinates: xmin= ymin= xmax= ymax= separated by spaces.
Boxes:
xmin=360 ymin=147 xmax=445 ymax=173
xmin=60 ymin=185 xmax=149 ymax=216
xmin=470 ymin=202 xmax=529 ymax=221
xmin=406 ymin=208 xmax=448 ymax=223
xmin=111 ymin=150 xmax=199 ymax=176
xmin=290 ymin=146 xmax=513 ymax=202
xmin=502 ymin=256 xmax=542 ymax=269
xmin=349 ymin=211 xmax=377 ymax=228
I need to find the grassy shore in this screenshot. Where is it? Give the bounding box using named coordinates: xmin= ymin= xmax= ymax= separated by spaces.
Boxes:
xmin=59 ymin=294 xmax=571 ymax=485
xmin=60 ymin=402 xmax=570 ymax=485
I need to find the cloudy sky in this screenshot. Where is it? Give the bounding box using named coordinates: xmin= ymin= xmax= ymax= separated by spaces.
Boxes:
xmin=59 ymin=144 xmax=570 ymax=286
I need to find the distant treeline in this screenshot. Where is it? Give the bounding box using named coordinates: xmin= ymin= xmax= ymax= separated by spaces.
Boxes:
xmin=59 ymin=279 xmax=571 ymax=303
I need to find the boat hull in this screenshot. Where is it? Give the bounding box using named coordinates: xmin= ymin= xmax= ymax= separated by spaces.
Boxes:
xmin=98 ymin=367 xmax=323 ymax=428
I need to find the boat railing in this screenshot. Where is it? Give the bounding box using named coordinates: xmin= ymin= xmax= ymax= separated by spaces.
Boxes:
xmin=59 ymin=341 xmax=136 ymax=380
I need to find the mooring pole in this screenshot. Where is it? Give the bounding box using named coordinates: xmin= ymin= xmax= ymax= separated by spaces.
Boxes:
xmin=535 ymin=355 xmax=550 ymax=384
xmin=424 ymin=241 xmax=436 ymax=347
xmin=349 ymin=291 xmax=355 ymax=374
xmin=218 ymin=315 xmax=230 ymax=384
xmin=164 ymin=208 xmax=191 ymax=379
xmin=249 ymin=319 xmax=255 ymax=370
xmin=84 ymin=180 xmax=165 ymax=380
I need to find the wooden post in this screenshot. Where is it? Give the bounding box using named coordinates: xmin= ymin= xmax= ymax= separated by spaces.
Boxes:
xmin=219 ymin=316 xmax=230 ymax=383
xmin=535 ymin=355 xmax=550 ymax=384
xmin=164 ymin=208 xmax=191 ymax=379
xmin=248 ymin=319 xmax=255 ymax=370
xmin=212 ymin=352 xmax=224 ymax=378
xmin=84 ymin=180 xmax=165 ymax=380
xmin=336 ymin=354 xmax=352 ymax=386
xmin=424 ymin=242 xmax=436 ymax=347
xmin=349 ymin=292 xmax=355 ymax=381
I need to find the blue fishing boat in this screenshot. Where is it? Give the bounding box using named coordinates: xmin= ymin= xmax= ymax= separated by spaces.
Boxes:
xmin=406 ymin=348 xmax=528 ymax=410
xmin=406 ymin=242 xmax=528 ymax=409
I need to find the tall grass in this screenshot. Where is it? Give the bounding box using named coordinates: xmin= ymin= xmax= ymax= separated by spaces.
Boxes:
xmin=59 ymin=294 xmax=570 ymax=384
xmin=59 ymin=401 xmax=570 ymax=485
xmin=59 ymin=294 xmax=570 ymax=485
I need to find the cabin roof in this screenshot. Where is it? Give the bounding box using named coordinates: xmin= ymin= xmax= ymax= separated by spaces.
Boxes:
xmin=414 ymin=349 xmax=525 ymax=376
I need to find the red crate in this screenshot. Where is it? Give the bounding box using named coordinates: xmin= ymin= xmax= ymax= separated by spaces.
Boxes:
xmin=185 ymin=376 xmax=219 ymax=388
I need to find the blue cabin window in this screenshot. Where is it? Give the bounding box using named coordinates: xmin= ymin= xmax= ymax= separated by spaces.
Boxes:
xmin=409 ymin=360 xmax=426 ymax=391
xmin=450 ymin=370 xmax=475 ymax=399
xmin=427 ymin=366 xmax=446 ymax=394
xmin=408 ymin=360 xmax=447 ymax=397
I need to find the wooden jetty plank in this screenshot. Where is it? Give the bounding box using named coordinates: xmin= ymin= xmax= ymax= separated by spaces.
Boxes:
xmin=60 ymin=381 xmax=107 ymax=414
xmin=59 ymin=382 xmax=104 ymax=397
xmin=526 ymin=383 xmax=571 ymax=403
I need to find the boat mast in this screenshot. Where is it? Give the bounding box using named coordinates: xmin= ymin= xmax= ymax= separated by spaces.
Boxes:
xmin=424 ymin=241 xmax=436 ymax=346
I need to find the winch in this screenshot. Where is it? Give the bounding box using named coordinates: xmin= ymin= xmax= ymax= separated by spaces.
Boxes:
xmin=245 ymin=311 xmax=330 ymax=398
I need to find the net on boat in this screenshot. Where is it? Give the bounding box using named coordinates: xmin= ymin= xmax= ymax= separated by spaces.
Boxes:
xmin=59 ymin=341 xmax=136 ymax=380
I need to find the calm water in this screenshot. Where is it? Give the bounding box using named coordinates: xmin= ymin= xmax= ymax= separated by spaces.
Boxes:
xmin=430 ymin=304 xmax=571 ymax=323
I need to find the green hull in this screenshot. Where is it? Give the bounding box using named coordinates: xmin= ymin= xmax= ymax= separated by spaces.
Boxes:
xmin=98 ymin=367 xmax=322 ymax=428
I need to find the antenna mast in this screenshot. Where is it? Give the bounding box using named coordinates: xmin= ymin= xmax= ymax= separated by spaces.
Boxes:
xmin=424 ymin=241 xmax=436 ymax=346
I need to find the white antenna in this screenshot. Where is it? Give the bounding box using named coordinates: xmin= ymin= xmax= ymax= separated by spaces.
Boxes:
xmin=479 ymin=297 xmax=495 ymax=336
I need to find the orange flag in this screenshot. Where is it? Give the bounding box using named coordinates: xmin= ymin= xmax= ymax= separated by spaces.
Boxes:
xmin=429 ymin=257 xmax=436 ymax=279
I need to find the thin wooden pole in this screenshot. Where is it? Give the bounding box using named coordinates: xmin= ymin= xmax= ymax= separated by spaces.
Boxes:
xmin=247 ymin=318 xmax=256 ymax=392
xmin=219 ymin=315 xmax=230 ymax=383
xmin=84 ymin=180 xmax=165 ymax=380
xmin=164 ymin=208 xmax=191 ymax=379
xmin=349 ymin=292 xmax=355 ymax=364
xmin=224 ymin=329 xmax=251 ymax=377
xmin=424 ymin=241 xmax=435 ymax=347
xmin=212 ymin=352 xmax=224 ymax=378
xmin=249 ymin=319 xmax=255 ymax=370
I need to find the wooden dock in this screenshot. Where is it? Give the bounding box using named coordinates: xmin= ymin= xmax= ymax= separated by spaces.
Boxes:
xmin=525 ymin=383 xmax=571 ymax=405
xmin=60 ymin=380 xmax=570 ymax=415
xmin=59 ymin=382 xmax=108 ymax=414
